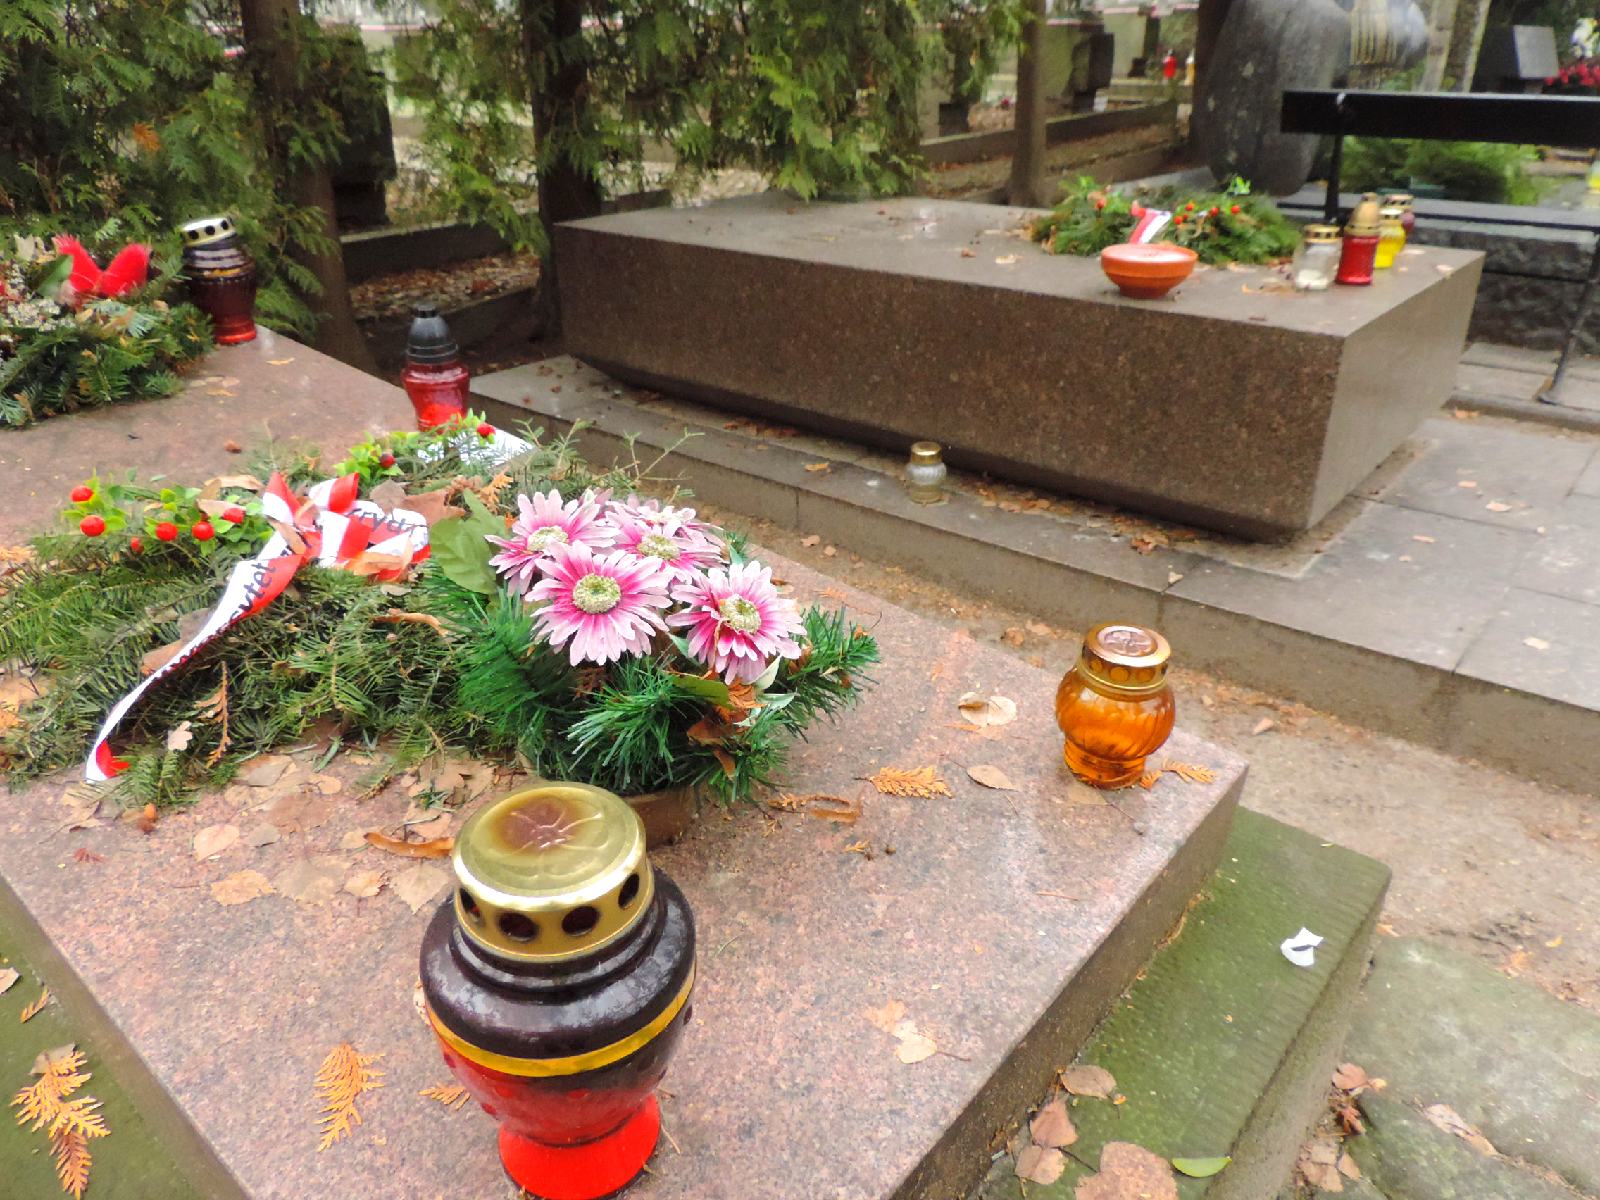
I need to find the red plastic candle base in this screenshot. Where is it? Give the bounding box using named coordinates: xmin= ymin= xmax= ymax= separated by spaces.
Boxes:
xmin=498 ymin=1094 xmax=661 ymax=1200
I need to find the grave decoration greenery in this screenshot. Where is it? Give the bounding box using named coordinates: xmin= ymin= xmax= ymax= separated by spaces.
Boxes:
xmin=0 ymin=231 xmax=211 ymax=429
xmin=0 ymin=418 xmax=878 ymax=810
xmin=1031 ymin=176 xmax=1301 ymax=265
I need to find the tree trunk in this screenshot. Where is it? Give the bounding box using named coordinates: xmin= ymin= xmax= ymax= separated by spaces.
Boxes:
xmin=1444 ymin=0 xmax=1492 ymax=91
xmin=1419 ymin=0 xmax=1460 ymax=90
xmin=523 ymin=0 xmax=603 ymax=343
xmin=1008 ymin=0 xmax=1050 ymax=208
xmin=238 ymin=0 xmax=374 ymax=372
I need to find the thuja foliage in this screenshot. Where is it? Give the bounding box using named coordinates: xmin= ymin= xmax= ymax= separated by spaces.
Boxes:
xmin=0 ymin=0 xmax=371 ymax=336
xmin=935 ymin=0 xmax=1026 ymax=107
xmin=1031 ymin=175 xmax=1300 ymax=265
xmin=1341 ymin=138 xmax=1540 ymax=206
xmin=0 ymin=425 xmax=877 ymax=808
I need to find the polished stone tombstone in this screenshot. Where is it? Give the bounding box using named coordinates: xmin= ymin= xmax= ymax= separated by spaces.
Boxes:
xmin=557 ymin=194 xmax=1484 ymax=539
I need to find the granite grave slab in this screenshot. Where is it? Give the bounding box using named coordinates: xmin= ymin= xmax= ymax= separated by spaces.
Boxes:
xmin=0 ymin=558 xmax=1243 ymax=1200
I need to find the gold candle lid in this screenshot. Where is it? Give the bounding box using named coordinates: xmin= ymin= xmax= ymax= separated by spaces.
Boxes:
xmin=1303 ymin=224 xmax=1340 ymax=244
xmin=1345 ymin=193 xmax=1383 ymax=237
xmin=909 ymin=441 xmax=943 ymax=465
xmin=1379 ymin=205 xmax=1405 ymax=222
xmin=180 ymin=215 xmax=238 ymax=246
xmin=1383 ymin=192 xmax=1414 ymax=208
xmin=452 ymin=783 xmax=654 ymax=963
xmin=1077 ymin=623 xmax=1172 ymax=695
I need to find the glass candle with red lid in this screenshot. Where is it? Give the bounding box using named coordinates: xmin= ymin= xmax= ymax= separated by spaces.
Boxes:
xmin=420 ymin=783 xmax=695 ymax=1200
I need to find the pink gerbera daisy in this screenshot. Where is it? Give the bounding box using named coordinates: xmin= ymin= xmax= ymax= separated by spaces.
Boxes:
xmin=488 ymin=489 xmax=616 ymax=591
xmin=668 ymin=561 xmax=806 ymax=684
xmin=611 ymin=517 xmax=722 ymax=582
xmin=610 ymin=494 xmax=718 ymax=540
xmin=529 ymin=543 xmax=672 ymax=665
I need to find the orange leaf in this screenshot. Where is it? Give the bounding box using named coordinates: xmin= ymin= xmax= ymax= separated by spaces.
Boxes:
xmin=363 ymin=831 xmax=454 ymax=858
xmin=419 ymin=1083 xmax=469 ymax=1111
xmin=20 ymin=988 xmax=51 ymax=1023
xmin=315 ymin=1043 xmax=384 ymax=1151
xmin=866 ymin=766 xmax=951 ymax=799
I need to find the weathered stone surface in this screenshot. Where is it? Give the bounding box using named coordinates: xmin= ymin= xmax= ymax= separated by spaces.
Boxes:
xmin=0 ymin=557 xmax=1244 ymax=1200
xmin=1198 ymin=0 xmax=1351 ymax=195
xmin=973 ymin=809 xmax=1390 ymax=1200
xmin=557 ymin=195 xmax=1484 ymax=539
xmin=0 ymin=333 xmax=407 ymax=545
xmin=1347 ymin=938 xmax=1600 ymax=1197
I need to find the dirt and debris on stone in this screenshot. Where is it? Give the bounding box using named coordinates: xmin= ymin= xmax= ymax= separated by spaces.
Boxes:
xmin=349 ymin=252 xmax=539 ymax=322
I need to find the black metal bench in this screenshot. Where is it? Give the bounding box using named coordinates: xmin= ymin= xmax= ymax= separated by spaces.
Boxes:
xmin=1281 ymin=88 xmax=1600 ymax=402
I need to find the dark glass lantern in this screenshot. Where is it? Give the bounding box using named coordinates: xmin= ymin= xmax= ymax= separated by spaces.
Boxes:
xmin=402 ymin=302 xmax=471 ymax=430
xmin=179 ymin=215 xmax=258 ymax=345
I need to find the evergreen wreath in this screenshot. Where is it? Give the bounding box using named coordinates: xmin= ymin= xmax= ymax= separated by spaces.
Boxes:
xmin=0 ymin=419 xmax=878 ymax=809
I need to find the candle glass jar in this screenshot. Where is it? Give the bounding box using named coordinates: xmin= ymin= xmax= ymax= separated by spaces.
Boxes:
xmin=421 ymin=783 xmax=695 ymax=1200
xmin=1336 ymin=193 xmax=1383 ymax=287
xmin=1291 ymin=224 xmax=1341 ymax=291
xmin=1382 ymin=192 xmax=1416 ymax=235
xmin=402 ymin=302 xmax=471 ymax=430
xmin=1055 ymin=623 xmax=1175 ymax=789
xmin=906 ymin=441 xmax=948 ymax=504
xmin=1374 ymin=206 xmax=1407 ymax=270
xmin=179 ymin=215 xmax=257 ymax=345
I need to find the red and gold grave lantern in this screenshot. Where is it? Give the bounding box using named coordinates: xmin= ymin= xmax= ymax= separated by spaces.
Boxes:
xmin=420 ymin=783 xmax=695 ymax=1200
xmin=1055 ymin=623 xmax=1175 ymax=788
xmin=178 ymin=216 xmax=258 ymax=345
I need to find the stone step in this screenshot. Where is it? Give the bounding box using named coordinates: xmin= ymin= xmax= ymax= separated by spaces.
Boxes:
xmin=0 ymin=554 xmax=1244 ymax=1200
xmin=1341 ymin=937 xmax=1600 ymax=1200
xmin=473 ymin=357 xmax=1600 ymax=798
xmin=965 ymin=808 xmax=1390 ymax=1200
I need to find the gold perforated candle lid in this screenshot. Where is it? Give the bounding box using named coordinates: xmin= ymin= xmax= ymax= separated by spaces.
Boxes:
xmin=910 ymin=441 xmax=943 ymax=465
xmin=1304 ymin=224 xmax=1340 ymax=244
xmin=453 ymin=783 xmax=654 ymax=962
xmin=1077 ymin=623 xmax=1172 ymax=695
xmin=180 ymin=215 xmax=237 ymax=246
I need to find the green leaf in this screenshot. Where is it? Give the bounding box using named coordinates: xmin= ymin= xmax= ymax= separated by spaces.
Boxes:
xmin=666 ymin=671 xmax=731 ymax=707
xmin=1171 ymin=1156 xmax=1232 ymax=1178
xmin=31 ymin=253 xmax=74 ymax=299
xmin=429 ymin=505 xmax=502 ymax=595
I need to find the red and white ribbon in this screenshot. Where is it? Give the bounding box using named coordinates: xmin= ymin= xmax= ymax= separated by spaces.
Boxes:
xmin=86 ymin=472 xmax=429 ymax=781
xmin=1129 ymin=208 xmax=1172 ymax=244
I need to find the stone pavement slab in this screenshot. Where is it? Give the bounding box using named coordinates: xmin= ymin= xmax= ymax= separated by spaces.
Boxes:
xmin=1346 ymin=938 xmax=1600 ymax=1198
xmin=1518 ymin=493 xmax=1600 ymax=606
xmin=973 ymin=810 xmax=1390 ymax=1200
xmin=0 ymin=333 xmax=407 ymax=545
xmin=0 ymin=556 xmax=1243 ymax=1200
xmin=1456 ymin=587 xmax=1600 ymax=712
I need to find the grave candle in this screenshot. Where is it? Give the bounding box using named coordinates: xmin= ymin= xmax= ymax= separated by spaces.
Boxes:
xmin=1056 ymin=623 xmax=1175 ymax=789
xmin=1374 ymin=205 xmax=1408 ymax=270
xmin=1291 ymin=224 xmax=1341 ymax=291
xmin=179 ymin=215 xmax=258 ymax=345
xmin=402 ymin=302 xmax=471 ymax=430
xmin=420 ymin=783 xmax=696 ymax=1200
xmin=905 ymin=441 xmax=948 ymax=504
xmin=1335 ymin=193 xmax=1383 ymax=287
xmin=1382 ymin=192 xmax=1416 ymax=235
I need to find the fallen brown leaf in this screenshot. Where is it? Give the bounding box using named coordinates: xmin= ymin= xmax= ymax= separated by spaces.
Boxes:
xmin=967 ymin=764 xmax=1018 ymax=791
xmin=20 ymin=987 xmax=51 ymax=1023
xmin=192 ymin=823 xmax=239 ymax=861
xmin=365 ymin=831 xmax=455 ymax=858
xmin=895 ymin=1030 xmax=937 ymax=1064
xmin=343 ymin=869 xmax=385 ymax=899
xmin=1251 ymin=717 xmax=1276 ymax=736
xmin=863 ymin=999 xmax=908 ymax=1034
xmin=273 ymin=857 xmax=347 ymax=905
xmin=0 ymin=967 xmax=17 ymax=995
xmin=1331 ymin=1062 xmax=1368 ymax=1091
xmin=1030 ymin=1098 xmax=1077 ymax=1148
xmin=392 ymin=864 xmax=449 ymax=914
xmin=1075 ymin=1141 xmax=1178 ymax=1200
xmin=419 ymin=1083 xmax=469 ymax=1110
xmin=866 ymin=766 xmax=951 ymax=799
xmin=1423 ymin=1103 xmax=1496 ymax=1156
xmin=1016 ymin=1144 xmax=1067 ymax=1185
xmin=1161 ymin=760 xmax=1217 ymax=784
xmin=1059 ymin=1063 xmax=1117 ymax=1099
xmin=211 ymin=870 xmax=275 ymax=906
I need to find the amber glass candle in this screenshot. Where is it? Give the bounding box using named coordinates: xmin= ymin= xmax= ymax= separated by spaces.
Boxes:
xmin=1055 ymin=624 xmax=1175 ymax=788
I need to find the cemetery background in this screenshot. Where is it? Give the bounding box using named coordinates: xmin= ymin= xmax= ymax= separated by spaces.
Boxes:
xmin=5 ymin=1 xmax=1600 ymax=1199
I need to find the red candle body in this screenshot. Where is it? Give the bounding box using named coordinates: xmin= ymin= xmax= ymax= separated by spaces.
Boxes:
xmin=1336 ymin=233 xmax=1379 ymax=286
xmin=402 ymin=360 xmax=471 ymax=429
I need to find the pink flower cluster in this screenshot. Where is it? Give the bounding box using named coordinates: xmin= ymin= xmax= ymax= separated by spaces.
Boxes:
xmin=488 ymin=490 xmax=806 ymax=682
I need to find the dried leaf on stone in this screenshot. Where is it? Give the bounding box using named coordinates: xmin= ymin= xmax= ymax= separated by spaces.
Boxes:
xmin=337 ymin=829 xmax=368 ymax=851
xmin=274 ymin=857 xmax=347 ymax=906
xmin=165 ymin=720 xmax=193 ymax=753
xmin=804 ymin=462 xmax=831 ymax=473
xmin=1171 ymin=1156 xmax=1231 ymax=1178
xmin=1337 ymin=1152 xmax=1361 ymax=1180
xmin=365 ymin=831 xmax=454 ymax=859
xmin=21 ymin=988 xmax=52 ymax=1023
xmin=864 ymin=1000 xmax=909 ymax=1034
xmin=867 ymin=766 xmax=951 ymax=799
xmin=419 ymin=1083 xmax=469 ymax=1111
xmin=1059 ymin=1063 xmax=1117 ymax=1099
xmin=1251 ymin=717 xmax=1276 ymax=735
xmin=957 ymin=692 xmax=1017 ymax=728
xmin=1016 ymin=1144 xmax=1067 ymax=1185
xmin=393 ymin=864 xmax=449 ymax=914
xmin=261 ymin=791 xmax=331 ymax=835
xmin=967 ymin=764 xmax=1018 ymax=791
xmin=192 ymin=823 xmax=239 ymax=861
xmin=235 ymin=754 xmax=291 ymax=788
xmin=406 ymin=812 xmax=453 ymax=841
xmin=1030 ymin=1098 xmax=1077 ymax=1148
xmin=1138 ymin=771 xmax=1163 ymax=789
xmin=211 ymin=870 xmax=274 ymax=906
xmin=1161 ymin=760 xmax=1216 ymax=784
xmin=245 ymin=823 xmax=281 ymax=848
xmin=1075 ymin=1141 xmax=1179 ymax=1200
xmin=314 ymin=1043 xmax=385 ymax=1151
xmin=1331 ymin=1062 xmax=1368 ymax=1091
xmin=53 ymin=1128 xmax=93 ymax=1197
xmin=0 ymin=967 xmax=18 ymax=999
xmin=344 ymin=870 xmax=385 ymax=899
xmin=1423 ymin=1103 xmax=1496 ymax=1156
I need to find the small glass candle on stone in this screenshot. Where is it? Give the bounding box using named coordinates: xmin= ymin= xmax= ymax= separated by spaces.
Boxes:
xmin=905 ymin=441 xmax=947 ymax=504
xmin=1291 ymin=224 xmax=1341 ymax=291
xmin=1374 ymin=205 xmax=1407 ymax=270
xmin=1055 ymin=623 xmax=1175 ymax=789
xmin=1336 ymin=194 xmax=1383 ymax=287
xmin=1382 ymin=192 xmax=1416 ymax=235
xmin=402 ymin=303 xmax=471 ymax=430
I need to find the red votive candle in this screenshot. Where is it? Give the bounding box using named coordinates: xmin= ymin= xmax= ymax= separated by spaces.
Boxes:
xmin=402 ymin=302 xmax=470 ymax=430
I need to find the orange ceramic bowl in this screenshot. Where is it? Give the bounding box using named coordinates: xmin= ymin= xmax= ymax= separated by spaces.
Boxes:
xmin=1100 ymin=242 xmax=1198 ymax=300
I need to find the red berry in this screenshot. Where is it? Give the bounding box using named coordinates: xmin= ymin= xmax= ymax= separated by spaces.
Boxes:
xmin=222 ymin=506 xmax=246 ymax=524
xmin=378 ymin=452 xmax=396 ymax=468
xmin=155 ymin=522 xmax=178 ymax=542
xmin=1095 ymin=199 xmax=1106 ymax=210
xmin=192 ymin=521 xmax=215 ymax=542
xmin=476 ymin=422 xmax=494 ymax=438
xmin=1130 ymin=203 xmax=1144 ymax=217
xmin=1230 ymin=204 xmax=1241 ymax=214
xmin=1186 ymin=202 xmax=1196 ymax=211
xmin=1174 ymin=215 xmax=1185 ymax=225
xmin=129 ymin=537 xmax=143 ymax=553
xmin=1210 ymin=206 xmax=1220 ymax=216
xmin=70 ymin=485 xmax=94 ymax=503
xmin=79 ymin=514 xmax=106 ymax=537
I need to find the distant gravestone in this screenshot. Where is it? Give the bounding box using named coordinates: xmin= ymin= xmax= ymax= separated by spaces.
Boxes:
xmin=1199 ymin=0 xmax=1352 ymax=194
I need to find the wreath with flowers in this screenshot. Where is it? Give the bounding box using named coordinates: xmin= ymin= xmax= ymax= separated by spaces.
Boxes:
xmin=0 ymin=418 xmax=878 ymax=809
